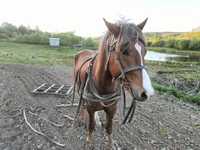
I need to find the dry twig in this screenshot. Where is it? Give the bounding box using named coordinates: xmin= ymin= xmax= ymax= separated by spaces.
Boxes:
xmin=23 ymin=109 xmax=65 ymax=147
xmin=28 ymin=111 xmax=64 ymax=127
xmin=63 ymin=114 xmax=74 ymax=121
xmin=56 ymin=103 xmax=78 ymax=107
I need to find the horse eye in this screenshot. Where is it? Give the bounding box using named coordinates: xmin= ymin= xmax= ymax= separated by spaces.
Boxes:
xmin=122 ymin=48 xmax=129 ymax=55
xmin=122 ymin=42 xmax=129 ymax=55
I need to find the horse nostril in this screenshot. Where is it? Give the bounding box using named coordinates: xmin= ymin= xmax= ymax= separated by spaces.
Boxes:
xmin=141 ymin=91 xmax=148 ymax=99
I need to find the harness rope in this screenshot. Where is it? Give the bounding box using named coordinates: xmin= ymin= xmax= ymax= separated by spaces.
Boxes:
xmin=72 ymin=54 xmax=139 ymax=124
xmin=82 ymin=54 xmax=120 ymax=102
xmin=72 ymin=28 xmax=147 ymax=124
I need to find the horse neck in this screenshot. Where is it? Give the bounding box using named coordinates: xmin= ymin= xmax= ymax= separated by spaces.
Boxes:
xmin=93 ymin=37 xmax=114 ymax=93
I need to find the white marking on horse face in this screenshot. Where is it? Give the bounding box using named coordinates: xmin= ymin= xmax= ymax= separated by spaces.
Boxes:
xmin=142 ymin=69 xmax=155 ymax=96
xmin=135 ymin=42 xmax=154 ymax=97
xmin=135 ymin=42 xmax=143 ymax=64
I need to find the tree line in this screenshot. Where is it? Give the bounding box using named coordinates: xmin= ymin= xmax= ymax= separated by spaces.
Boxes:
xmin=2 ymin=22 xmax=199 ymax=51
xmin=146 ymin=32 xmax=200 ymax=50
xmin=0 ymin=22 xmax=98 ymax=49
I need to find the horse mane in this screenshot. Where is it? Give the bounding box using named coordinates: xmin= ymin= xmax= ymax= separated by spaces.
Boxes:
xmin=97 ymin=20 xmax=146 ymax=70
xmin=99 ymin=20 xmax=145 ymax=51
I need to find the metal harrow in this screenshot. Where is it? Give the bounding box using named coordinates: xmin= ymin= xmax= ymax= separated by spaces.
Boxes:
xmin=32 ymin=83 xmax=73 ymax=97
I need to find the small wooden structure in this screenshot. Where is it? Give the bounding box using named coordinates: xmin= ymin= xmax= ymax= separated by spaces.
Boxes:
xmin=49 ymin=38 xmax=60 ymax=47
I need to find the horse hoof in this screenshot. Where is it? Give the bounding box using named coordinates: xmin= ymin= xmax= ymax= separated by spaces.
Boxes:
xmin=105 ymin=135 xmax=113 ymax=150
xmin=84 ymin=141 xmax=94 ymax=150
xmin=106 ymin=141 xmax=113 ymax=150
xmin=86 ymin=138 xmax=91 ymax=144
xmin=86 ymin=135 xmax=91 ymax=143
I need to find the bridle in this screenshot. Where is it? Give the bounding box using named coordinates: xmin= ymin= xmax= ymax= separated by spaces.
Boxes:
xmin=107 ymin=32 xmax=147 ymax=84
xmin=105 ymin=30 xmax=148 ymax=124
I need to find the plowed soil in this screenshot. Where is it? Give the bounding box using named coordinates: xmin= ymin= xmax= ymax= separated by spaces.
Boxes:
xmin=0 ymin=64 xmax=200 ymax=150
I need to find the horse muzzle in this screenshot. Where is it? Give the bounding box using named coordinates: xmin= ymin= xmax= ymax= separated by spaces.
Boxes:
xmin=130 ymin=88 xmax=148 ymax=102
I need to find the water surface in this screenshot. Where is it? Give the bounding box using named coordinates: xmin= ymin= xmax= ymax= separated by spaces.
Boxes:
xmin=145 ymin=51 xmax=200 ymax=62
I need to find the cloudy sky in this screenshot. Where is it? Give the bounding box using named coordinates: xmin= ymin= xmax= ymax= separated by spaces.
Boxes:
xmin=0 ymin=0 xmax=199 ymax=37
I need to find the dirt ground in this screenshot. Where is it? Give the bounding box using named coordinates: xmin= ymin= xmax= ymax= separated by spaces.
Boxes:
xmin=0 ymin=64 xmax=200 ymax=150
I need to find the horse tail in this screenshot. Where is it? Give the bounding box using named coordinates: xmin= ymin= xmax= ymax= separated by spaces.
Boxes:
xmin=71 ymin=53 xmax=80 ymax=106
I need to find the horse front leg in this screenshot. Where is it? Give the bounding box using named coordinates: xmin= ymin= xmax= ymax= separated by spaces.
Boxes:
xmin=104 ymin=104 xmax=117 ymax=149
xmin=86 ymin=108 xmax=95 ymax=145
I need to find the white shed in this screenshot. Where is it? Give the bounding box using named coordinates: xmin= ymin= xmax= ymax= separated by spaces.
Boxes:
xmin=49 ymin=38 xmax=60 ymax=47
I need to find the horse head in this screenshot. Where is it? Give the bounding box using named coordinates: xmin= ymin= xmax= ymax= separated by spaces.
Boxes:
xmin=103 ymin=18 xmax=154 ymax=101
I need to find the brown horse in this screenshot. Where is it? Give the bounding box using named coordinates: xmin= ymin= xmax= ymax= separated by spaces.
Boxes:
xmin=73 ymin=18 xmax=154 ymax=148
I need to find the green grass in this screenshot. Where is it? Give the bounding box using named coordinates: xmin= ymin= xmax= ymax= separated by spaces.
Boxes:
xmin=147 ymin=60 xmax=200 ymax=81
xmin=0 ymin=41 xmax=79 ymax=65
xmin=147 ymin=60 xmax=200 ymax=104
xmin=153 ymin=82 xmax=200 ymax=105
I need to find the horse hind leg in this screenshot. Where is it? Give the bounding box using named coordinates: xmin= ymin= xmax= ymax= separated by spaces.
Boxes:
xmin=79 ymin=105 xmax=89 ymax=127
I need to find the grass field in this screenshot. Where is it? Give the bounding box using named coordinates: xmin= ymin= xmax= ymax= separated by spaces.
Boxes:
xmin=0 ymin=41 xmax=79 ymax=65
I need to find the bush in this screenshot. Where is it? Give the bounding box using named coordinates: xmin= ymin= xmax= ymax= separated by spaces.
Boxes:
xmin=174 ymin=39 xmax=190 ymax=50
xmin=189 ymin=39 xmax=200 ymax=50
xmin=147 ymin=41 xmax=152 ymax=47
xmin=147 ymin=32 xmax=200 ymax=50
xmin=18 ymin=25 xmax=31 ymax=35
xmin=0 ymin=22 xmax=18 ymax=38
xmin=13 ymin=32 xmax=50 ymax=45
xmin=0 ymin=32 xmax=9 ymax=39
xmin=164 ymin=39 xmax=175 ymax=48
xmin=82 ymin=38 xmax=98 ymax=49
xmin=151 ymin=39 xmax=165 ymax=47
xmin=55 ymin=32 xmax=82 ymax=47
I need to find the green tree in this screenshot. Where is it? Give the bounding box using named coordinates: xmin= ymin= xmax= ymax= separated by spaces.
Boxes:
xmin=0 ymin=22 xmax=18 ymax=37
xmin=82 ymin=38 xmax=98 ymax=49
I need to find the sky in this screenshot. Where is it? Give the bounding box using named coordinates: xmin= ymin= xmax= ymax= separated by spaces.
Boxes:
xmin=0 ymin=0 xmax=200 ymax=37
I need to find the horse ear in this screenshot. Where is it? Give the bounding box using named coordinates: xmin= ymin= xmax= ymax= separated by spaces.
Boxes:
xmin=103 ymin=18 xmax=120 ymax=37
xmin=137 ymin=18 xmax=148 ymax=30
